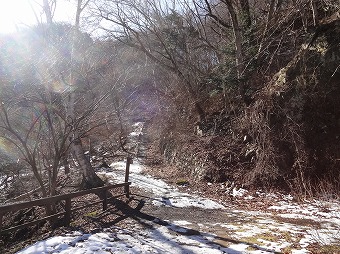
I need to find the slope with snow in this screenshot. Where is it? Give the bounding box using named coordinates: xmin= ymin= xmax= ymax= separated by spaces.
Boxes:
xmin=18 ymin=158 xmax=340 ymax=254
xmin=17 ymin=122 xmax=340 ymax=254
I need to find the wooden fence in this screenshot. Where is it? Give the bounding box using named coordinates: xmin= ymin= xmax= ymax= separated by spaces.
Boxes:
xmin=0 ymin=157 xmax=133 ymax=235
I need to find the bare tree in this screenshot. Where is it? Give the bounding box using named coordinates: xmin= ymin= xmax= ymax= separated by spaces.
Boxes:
xmin=0 ymin=77 xmax=70 ymax=198
xmin=43 ymin=0 xmax=55 ymax=24
xmin=89 ymin=0 xmax=222 ymax=120
xmin=36 ymin=0 xmax=106 ymax=189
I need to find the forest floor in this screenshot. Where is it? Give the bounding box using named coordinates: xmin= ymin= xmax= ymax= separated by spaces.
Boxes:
xmin=14 ymin=158 xmax=340 ymax=254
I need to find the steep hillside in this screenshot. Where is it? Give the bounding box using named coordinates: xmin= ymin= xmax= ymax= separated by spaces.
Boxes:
xmin=147 ymin=19 xmax=340 ymax=197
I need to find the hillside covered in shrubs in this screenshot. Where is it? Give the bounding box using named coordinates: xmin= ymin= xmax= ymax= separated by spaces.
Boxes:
xmin=0 ymin=0 xmax=339 ymax=201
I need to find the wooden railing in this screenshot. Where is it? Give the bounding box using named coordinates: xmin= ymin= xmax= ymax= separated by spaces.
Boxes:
xmin=0 ymin=157 xmax=133 ymax=235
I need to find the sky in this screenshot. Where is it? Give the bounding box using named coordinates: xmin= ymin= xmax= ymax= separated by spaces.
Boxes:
xmin=0 ymin=0 xmax=76 ymax=34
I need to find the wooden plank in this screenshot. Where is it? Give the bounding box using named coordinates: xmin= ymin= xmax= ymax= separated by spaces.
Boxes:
xmin=0 ymin=192 xmax=126 ymax=235
xmin=0 ymin=181 xmax=131 ymax=235
xmin=71 ymin=194 xmax=125 ymax=213
xmin=0 ymin=182 xmax=131 ymax=213
xmin=0 ymin=211 xmax=65 ymax=235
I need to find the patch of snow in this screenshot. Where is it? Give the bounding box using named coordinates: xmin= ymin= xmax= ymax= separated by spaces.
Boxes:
xmin=244 ymin=195 xmax=254 ymax=200
xmin=105 ymin=160 xmax=224 ymax=209
xmin=299 ymin=234 xmax=313 ymax=248
xmin=269 ymin=203 xmax=299 ymax=210
xmin=129 ymin=122 xmax=144 ymax=137
xmin=17 ymin=225 xmax=234 ymax=254
xmin=291 ymin=250 xmax=310 ymax=254
xmin=133 ymin=122 xmax=144 ymax=127
xmin=266 ymin=193 xmax=279 ymax=199
xmin=173 ymin=220 xmax=192 ymax=226
xmin=308 ymin=228 xmax=340 ymax=245
xmin=129 ymin=131 xmax=141 ymax=137
xmin=152 ymin=194 xmax=224 ymax=209
xmin=232 ymin=188 xmax=248 ymax=197
xmin=227 ymin=243 xmax=249 ymax=253
xmin=234 ymin=224 xmax=268 ymax=238
xmin=282 ymin=194 xmax=294 ymax=201
xmin=110 ymin=160 xmax=143 ymax=174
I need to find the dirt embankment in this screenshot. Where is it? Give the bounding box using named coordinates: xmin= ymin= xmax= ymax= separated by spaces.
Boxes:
xmin=147 ymin=20 xmax=340 ymax=196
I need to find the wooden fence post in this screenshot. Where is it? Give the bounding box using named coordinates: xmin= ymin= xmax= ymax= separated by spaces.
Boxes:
xmin=124 ymin=157 xmax=132 ymax=198
xmin=0 ymin=213 xmax=3 ymax=234
xmin=102 ymin=191 xmax=108 ymax=211
xmin=0 ymin=182 xmax=131 ymax=234
xmin=64 ymin=198 xmax=71 ymax=226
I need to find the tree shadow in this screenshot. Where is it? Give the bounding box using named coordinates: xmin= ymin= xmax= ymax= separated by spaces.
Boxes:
xmin=77 ymin=195 xmax=284 ymax=254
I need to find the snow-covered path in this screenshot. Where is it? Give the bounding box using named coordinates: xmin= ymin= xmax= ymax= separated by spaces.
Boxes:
xmin=17 ymin=159 xmax=340 ymax=254
xmin=101 ymin=160 xmax=224 ymax=210
xmin=17 ymin=122 xmax=340 ymax=254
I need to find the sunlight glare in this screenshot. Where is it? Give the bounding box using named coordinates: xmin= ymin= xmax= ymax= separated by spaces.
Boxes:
xmin=0 ymin=0 xmax=37 ymax=34
xmin=0 ymin=137 xmax=18 ymax=159
xmin=0 ymin=0 xmax=76 ymax=34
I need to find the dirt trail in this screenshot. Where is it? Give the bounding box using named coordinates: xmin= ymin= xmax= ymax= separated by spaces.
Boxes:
xmin=6 ymin=122 xmax=339 ymax=254
xmin=96 ymin=158 xmax=340 ymax=254
xmin=95 ymin=122 xmax=340 ymax=253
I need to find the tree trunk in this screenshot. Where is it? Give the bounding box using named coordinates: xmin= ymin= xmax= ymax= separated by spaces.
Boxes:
xmin=69 ymin=0 xmax=103 ymax=190
xmin=223 ymin=0 xmax=249 ymax=104
xmin=223 ymin=0 xmax=244 ymax=78
xmin=239 ymin=0 xmax=251 ymax=29
xmin=43 ymin=0 xmax=53 ymax=24
xmin=310 ymin=0 xmax=319 ymax=26
xmin=73 ymin=136 xmax=104 ymax=189
xmin=63 ymin=153 xmax=70 ymax=174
